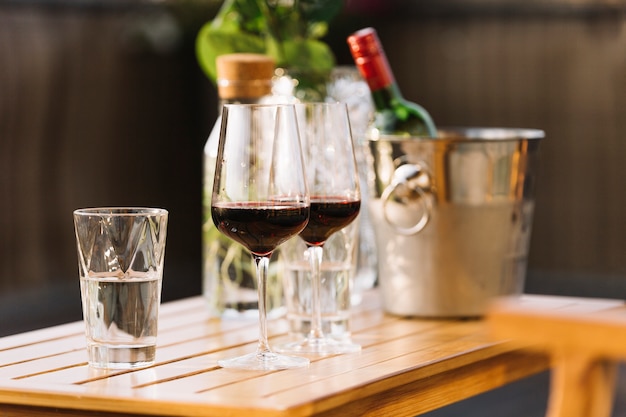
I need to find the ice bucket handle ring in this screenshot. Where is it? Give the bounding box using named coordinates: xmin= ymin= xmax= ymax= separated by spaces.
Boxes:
xmin=380 ymin=163 xmax=432 ymax=236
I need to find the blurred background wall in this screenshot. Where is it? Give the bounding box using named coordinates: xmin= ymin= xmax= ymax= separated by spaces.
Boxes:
xmin=0 ymin=0 xmax=625 ymax=336
xmin=0 ymin=0 xmax=217 ymax=333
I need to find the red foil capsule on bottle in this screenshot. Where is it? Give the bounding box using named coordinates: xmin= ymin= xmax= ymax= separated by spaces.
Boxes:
xmin=347 ymin=27 xmax=394 ymax=91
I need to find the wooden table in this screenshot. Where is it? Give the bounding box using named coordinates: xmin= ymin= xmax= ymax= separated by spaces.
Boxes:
xmin=2 ymin=291 xmax=617 ymax=417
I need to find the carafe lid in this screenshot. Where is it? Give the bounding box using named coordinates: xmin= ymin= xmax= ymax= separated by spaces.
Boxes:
xmin=216 ymin=53 xmax=275 ymax=99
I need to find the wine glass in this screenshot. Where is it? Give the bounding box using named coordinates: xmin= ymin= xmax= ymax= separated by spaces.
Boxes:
xmin=278 ymin=102 xmax=362 ymax=355
xmin=211 ymin=103 xmax=310 ymax=370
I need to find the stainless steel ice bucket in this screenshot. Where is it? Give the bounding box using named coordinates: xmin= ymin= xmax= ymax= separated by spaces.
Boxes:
xmin=367 ymin=128 xmax=544 ymax=317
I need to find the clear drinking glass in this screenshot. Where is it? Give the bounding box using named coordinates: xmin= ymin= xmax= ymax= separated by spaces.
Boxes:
xmin=281 ymin=223 xmax=357 ymax=341
xmin=73 ymin=207 xmax=168 ymax=369
xmin=277 ymin=102 xmax=362 ymax=355
xmin=327 ymin=66 xmax=378 ymax=304
xmin=211 ymin=103 xmax=310 ymax=370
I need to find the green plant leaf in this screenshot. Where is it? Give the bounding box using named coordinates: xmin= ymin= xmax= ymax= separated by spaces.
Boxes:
xmin=196 ymin=24 xmax=265 ymax=83
xmin=195 ymin=0 xmax=343 ymax=84
xmin=281 ymin=38 xmax=335 ymax=72
xmin=299 ymin=0 xmax=344 ymax=27
xmin=229 ymin=0 xmax=266 ymax=34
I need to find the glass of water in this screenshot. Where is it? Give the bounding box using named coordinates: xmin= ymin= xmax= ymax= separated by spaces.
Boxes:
xmin=280 ymin=224 xmax=357 ymax=341
xmin=73 ymin=207 xmax=168 ymax=369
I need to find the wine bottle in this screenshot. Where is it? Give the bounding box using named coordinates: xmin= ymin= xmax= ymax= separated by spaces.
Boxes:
xmin=347 ymin=27 xmax=437 ymax=138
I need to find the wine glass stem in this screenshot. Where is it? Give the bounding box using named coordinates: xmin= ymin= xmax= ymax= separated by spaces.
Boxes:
xmin=308 ymin=245 xmax=325 ymax=340
xmin=254 ymin=255 xmax=272 ymax=356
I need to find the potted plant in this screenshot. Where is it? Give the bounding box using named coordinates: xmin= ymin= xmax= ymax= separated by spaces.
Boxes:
xmin=195 ymin=0 xmax=343 ymax=101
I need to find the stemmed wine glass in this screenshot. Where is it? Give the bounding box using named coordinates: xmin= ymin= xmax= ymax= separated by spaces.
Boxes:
xmin=211 ymin=103 xmax=310 ymax=370
xmin=278 ymin=102 xmax=362 ymax=355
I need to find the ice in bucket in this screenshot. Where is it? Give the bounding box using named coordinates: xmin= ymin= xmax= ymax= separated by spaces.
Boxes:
xmin=368 ymin=128 xmax=544 ymax=317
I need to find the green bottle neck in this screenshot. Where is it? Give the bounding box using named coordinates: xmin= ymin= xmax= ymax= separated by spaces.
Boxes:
xmin=370 ymin=83 xmax=404 ymax=112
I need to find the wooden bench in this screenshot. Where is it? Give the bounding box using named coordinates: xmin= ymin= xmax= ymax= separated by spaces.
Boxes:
xmin=488 ymin=295 xmax=626 ymax=417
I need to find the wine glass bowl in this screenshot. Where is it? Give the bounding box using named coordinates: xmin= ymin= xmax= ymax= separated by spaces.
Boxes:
xmin=212 ymin=202 xmax=309 ymax=257
xmin=278 ymin=102 xmax=362 ymax=355
xmin=211 ymin=103 xmax=310 ymax=370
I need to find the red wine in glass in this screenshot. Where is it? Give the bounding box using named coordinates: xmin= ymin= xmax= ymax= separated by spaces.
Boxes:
xmin=299 ymin=197 xmax=361 ymax=246
xmin=212 ymin=202 xmax=309 ymax=256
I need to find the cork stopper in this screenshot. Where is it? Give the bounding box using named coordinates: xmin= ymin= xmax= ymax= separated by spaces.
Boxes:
xmin=216 ymin=53 xmax=275 ymax=99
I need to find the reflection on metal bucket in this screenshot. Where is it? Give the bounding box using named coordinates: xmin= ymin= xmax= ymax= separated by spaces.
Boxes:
xmin=368 ymin=128 xmax=544 ymax=317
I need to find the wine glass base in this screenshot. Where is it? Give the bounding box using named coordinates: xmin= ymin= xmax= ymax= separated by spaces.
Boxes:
xmin=218 ymin=351 xmax=310 ymax=371
xmin=276 ymin=337 xmax=361 ymax=356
